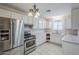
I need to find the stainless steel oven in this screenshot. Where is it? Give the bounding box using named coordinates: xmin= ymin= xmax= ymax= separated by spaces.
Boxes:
xmin=24 ymin=39 xmax=36 ymax=51
xmin=24 ymin=31 xmax=36 ymax=55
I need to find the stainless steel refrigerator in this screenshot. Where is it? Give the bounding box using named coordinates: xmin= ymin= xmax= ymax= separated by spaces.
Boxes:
xmin=0 ymin=17 xmax=24 ymax=54
xmin=12 ymin=19 xmax=24 ymax=48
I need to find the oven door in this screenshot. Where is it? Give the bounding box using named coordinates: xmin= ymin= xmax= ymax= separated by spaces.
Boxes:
xmin=24 ymin=39 xmax=36 ymax=51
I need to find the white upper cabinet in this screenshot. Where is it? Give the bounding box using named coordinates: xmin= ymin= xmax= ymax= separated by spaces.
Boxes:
xmin=0 ymin=8 xmax=33 ymax=25
xmin=23 ymin=15 xmax=28 ymax=24
xmin=23 ymin=16 xmax=34 ymax=25
xmin=64 ymin=9 xmax=79 ymax=29
xmin=0 ymin=9 xmax=11 ymax=18
xmin=71 ymin=9 xmax=79 ymax=29
xmin=64 ymin=13 xmax=71 ymax=29
xmin=27 ymin=16 xmax=34 ymax=25
xmin=11 ymin=12 xmax=23 ymax=20
xmin=0 ymin=8 xmax=23 ymax=20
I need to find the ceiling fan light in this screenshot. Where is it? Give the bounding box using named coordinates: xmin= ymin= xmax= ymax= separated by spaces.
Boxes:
xmin=36 ymin=12 xmax=40 ymax=16
xmin=28 ymin=4 xmax=40 ymax=17
xmin=34 ymin=14 xmax=38 ymax=18
xmin=28 ymin=12 xmax=33 ymax=16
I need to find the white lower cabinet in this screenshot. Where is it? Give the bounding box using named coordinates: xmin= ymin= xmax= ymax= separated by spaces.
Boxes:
xmin=50 ymin=33 xmax=62 ymax=45
xmin=62 ymin=41 xmax=79 ymax=55
xmin=36 ymin=34 xmax=46 ymax=46
xmin=32 ymin=30 xmax=46 ymax=46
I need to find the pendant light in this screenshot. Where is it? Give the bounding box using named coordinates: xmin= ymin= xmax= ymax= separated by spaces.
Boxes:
xmin=28 ymin=4 xmax=40 ymax=18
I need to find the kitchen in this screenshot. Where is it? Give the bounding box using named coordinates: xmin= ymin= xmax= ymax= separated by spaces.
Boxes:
xmin=0 ymin=3 xmax=79 ymax=55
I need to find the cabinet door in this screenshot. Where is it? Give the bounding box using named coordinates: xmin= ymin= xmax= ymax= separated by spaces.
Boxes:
xmin=23 ymin=15 xmax=28 ymax=24
xmin=33 ymin=30 xmax=46 ymax=46
xmin=64 ymin=14 xmax=71 ymax=29
xmin=23 ymin=15 xmax=33 ymax=25
xmin=27 ymin=16 xmax=33 ymax=25
xmin=0 ymin=9 xmax=11 ymax=18
xmin=71 ymin=9 xmax=79 ymax=29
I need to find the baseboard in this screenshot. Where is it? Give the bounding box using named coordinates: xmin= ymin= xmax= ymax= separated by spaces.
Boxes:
xmin=13 ymin=44 xmax=23 ymax=49
xmin=36 ymin=41 xmax=62 ymax=47
xmin=48 ymin=41 xmax=62 ymax=47
xmin=36 ymin=42 xmax=46 ymax=47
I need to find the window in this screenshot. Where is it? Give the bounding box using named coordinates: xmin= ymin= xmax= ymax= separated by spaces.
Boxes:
xmin=53 ymin=20 xmax=63 ymax=33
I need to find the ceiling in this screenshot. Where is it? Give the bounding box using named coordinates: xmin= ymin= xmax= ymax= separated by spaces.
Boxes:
xmin=1 ymin=3 xmax=79 ymax=18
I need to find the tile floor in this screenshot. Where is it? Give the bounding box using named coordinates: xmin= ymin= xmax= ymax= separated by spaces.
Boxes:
xmin=3 ymin=46 xmax=24 ymax=55
xmin=3 ymin=42 xmax=63 ymax=55
xmin=29 ymin=42 xmax=63 ymax=55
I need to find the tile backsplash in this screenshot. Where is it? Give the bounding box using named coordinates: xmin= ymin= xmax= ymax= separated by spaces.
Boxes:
xmin=64 ymin=29 xmax=78 ymax=36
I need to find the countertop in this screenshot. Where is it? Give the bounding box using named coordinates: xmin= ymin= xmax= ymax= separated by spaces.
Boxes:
xmin=62 ymin=35 xmax=79 ymax=45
